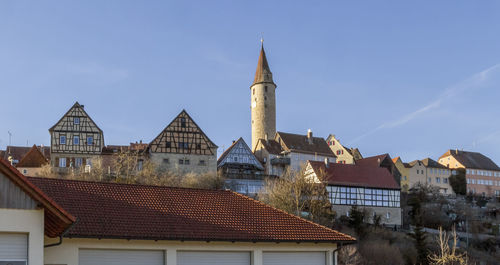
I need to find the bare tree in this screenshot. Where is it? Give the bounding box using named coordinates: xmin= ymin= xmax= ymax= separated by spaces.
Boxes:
xmin=428 ymin=227 xmax=467 ymax=265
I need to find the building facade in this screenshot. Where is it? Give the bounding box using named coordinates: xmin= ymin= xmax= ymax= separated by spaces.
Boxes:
xmin=326 ymin=134 xmax=363 ymax=164
xmin=49 ymin=102 xmax=104 ymax=173
xmin=408 ymin=158 xmax=454 ymax=195
xmin=306 ymin=160 xmax=402 ymax=226
xmin=148 ymin=110 xmax=218 ymax=174
xmin=254 ymin=130 xmax=336 ymax=176
xmin=439 ymin=149 xmax=500 ymax=197
xmin=217 ymin=137 xmax=268 ymax=196
xmin=392 ymin=157 xmax=410 ymax=192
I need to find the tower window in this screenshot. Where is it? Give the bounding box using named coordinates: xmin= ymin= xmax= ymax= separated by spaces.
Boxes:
xmin=265 ymin=86 xmax=268 ymax=92
xmin=253 ymin=88 xmax=255 ymax=95
xmin=265 ymin=96 xmax=267 ymax=101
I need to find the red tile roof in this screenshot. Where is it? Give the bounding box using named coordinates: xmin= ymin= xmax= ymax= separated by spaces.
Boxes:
xmin=16 ymin=145 xmax=49 ymax=168
xmin=0 ymin=159 xmax=75 ymax=237
xmin=28 ymin=177 xmax=354 ymax=243
xmin=308 ymin=161 xmax=400 ymax=189
xmin=355 ymin=154 xmax=389 ymax=167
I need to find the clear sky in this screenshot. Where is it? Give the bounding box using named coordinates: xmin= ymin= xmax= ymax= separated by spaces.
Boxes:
xmin=1 ymin=1 xmax=500 ymax=164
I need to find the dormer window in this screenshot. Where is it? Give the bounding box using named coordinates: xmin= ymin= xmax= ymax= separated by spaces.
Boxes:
xmin=74 ymin=117 xmax=80 ymax=124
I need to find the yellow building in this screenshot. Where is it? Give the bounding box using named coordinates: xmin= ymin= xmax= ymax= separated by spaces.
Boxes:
xmin=392 ymin=157 xmax=410 ymax=192
xmin=325 ymin=134 xmax=363 ymax=164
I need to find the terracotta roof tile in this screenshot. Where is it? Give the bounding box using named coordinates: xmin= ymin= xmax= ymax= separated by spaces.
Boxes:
xmin=28 ymin=177 xmax=355 ymax=243
xmin=277 ymin=132 xmax=335 ymax=157
xmin=309 ymin=161 xmax=400 ymax=189
xmin=439 ymin=150 xmax=500 ymax=171
xmin=16 ymin=145 xmax=49 ymax=168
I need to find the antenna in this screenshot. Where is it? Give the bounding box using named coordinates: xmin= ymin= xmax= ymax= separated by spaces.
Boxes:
xmin=7 ymin=131 xmax=12 ymax=146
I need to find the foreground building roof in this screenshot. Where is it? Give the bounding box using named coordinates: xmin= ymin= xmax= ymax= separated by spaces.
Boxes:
xmin=28 ymin=177 xmax=355 ymax=243
xmin=439 ymin=149 xmax=500 ymax=171
xmin=0 ymin=159 xmax=75 ymax=237
xmin=308 ymin=160 xmax=400 ymax=189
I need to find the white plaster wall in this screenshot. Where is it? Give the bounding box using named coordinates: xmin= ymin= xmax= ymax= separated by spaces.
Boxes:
xmin=333 ymin=205 xmax=402 ymax=226
xmin=0 ymin=208 xmax=45 ymax=265
xmin=44 ymin=238 xmax=339 ymax=265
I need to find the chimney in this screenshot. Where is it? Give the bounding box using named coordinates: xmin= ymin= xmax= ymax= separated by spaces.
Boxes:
xmin=232 ymin=140 xmax=235 ymax=144
xmin=81 ymin=105 xmax=85 ymax=108
xmin=455 ymin=148 xmax=458 ymax=154
xmin=264 ymin=133 xmax=268 ymax=142
xmin=324 ymin=157 xmax=330 ymax=168
xmin=307 ymin=129 xmax=313 ymax=145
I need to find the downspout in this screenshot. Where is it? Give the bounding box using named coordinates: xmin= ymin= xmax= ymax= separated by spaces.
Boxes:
xmin=44 ymin=219 xmax=78 ymax=248
xmin=332 ymin=242 xmax=344 ymax=265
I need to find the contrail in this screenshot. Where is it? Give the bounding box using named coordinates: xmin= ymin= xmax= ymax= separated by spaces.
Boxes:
xmin=349 ymin=64 xmax=500 ymax=145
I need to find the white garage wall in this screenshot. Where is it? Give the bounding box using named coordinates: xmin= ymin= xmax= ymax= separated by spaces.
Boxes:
xmin=0 ymin=209 xmax=45 ymax=265
xmin=43 ymin=238 xmax=338 ymax=265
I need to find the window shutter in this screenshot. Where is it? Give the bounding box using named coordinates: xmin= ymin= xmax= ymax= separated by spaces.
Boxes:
xmin=55 ymin=157 xmax=59 ymax=167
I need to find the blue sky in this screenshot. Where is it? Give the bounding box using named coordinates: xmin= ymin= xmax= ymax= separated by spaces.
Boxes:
xmin=1 ymin=1 xmax=500 ymax=164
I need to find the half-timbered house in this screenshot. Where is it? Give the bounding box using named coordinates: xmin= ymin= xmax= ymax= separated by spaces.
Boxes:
xmin=148 ymin=110 xmax=218 ymax=174
xmin=49 ymin=102 xmax=104 ymax=172
xmin=217 ymin=137 xmax=267 ymax=196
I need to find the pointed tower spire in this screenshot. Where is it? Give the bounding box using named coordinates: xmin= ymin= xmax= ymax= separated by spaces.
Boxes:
xmin=252 ymin=42 xmax=275 ymax=87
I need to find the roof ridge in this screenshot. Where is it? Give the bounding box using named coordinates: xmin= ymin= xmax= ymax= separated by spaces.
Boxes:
xmin=27 ymin=176 xmax=228 ymax=193
xmin=228 ymin=190 xmax=356 ymax=242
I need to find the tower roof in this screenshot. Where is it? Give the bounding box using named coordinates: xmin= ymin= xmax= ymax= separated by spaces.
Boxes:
xmin=252 ymin=44 xmax=275 ymax=87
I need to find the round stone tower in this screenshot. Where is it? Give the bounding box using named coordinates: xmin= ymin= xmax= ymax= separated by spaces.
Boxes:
xmin=251 ymin=43 xmax=277 ymax=151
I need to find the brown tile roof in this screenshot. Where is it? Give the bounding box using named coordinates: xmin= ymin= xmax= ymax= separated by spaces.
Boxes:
xmin=28 ymin=177 xmax=355 ymax=243
xmin=3 ymin=145 xmax=51 ymax=163
xmin=420 ymin=158 xmax=448 ymax=169
xmin=355 ymin=154 xmax=389 ymax=167
xmin=0 ymin=159 xmax=75 ymax=237
xmin=308 ymin=161 xmax=400 ymax=189
xmin=16 ymin=145 xmax=49 ymax=168
xmin=256 ymin=139 xmax=284 ymax=155
xmin=277 ymin=132 xmax=335 ymax=157
xmin=439 ymin=150 xmax=500 ymax=171
xmin=252 ymin=45 xmax=275 ymax=87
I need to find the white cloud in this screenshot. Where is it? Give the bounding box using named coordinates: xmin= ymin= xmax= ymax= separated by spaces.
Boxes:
xmin=349 ymin=63 xmax=500 ymax=144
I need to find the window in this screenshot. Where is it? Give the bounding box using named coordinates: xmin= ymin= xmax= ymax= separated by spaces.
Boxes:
xmin=184 ymin=159 xmax=190 ymax=165
xmin=75 ymin=158 xmax=83 ymax=168
xmin=86 ymin=158 xmax=92 ymax=166
xmin=199 ymin=160 xmax=206 ymax=166
xmin=386 ymin=212 xmax=391 ymax=219
xmin=179 ymin=159 xmax=184 ymax=165
xmin=74 ymin=117 xmax=80 ymax=124
xmin=265 ymin=86 xmax=268 ymax=92
xmin=180 ymin=117 xmax=186 ymax=128
xmin=253 ymin=88 xmax=255 ymax=95
xmin=436 ymin=177 xmax=441 ymax=183
xmin=163 ymin=158 xmax=169 ymax=164
xmin=138 ymin=160 xmax=143 ymax=171
xmin=404 ymin=176 xmax=407 ymax=180
xmin=443 ymin=178 xmax=448 ymax=184
xmin=59 ymin=158 xmax=66 ymax=167
xmin=166 ymin=142 xmax=171 ymax=148
xmin=60 ymin=135 xmax=66 ymax=144
xmin=73 ymin=136 xmax=79 ymax=145
xmin=428 ymin=177 xmax=432 ymax=183
xmin=87 ymin=136 xmax=93 ymax=145
xmin=23 ymin=169 xmax=27 ymax=174
xmin=178 ymin=142 xmax=189 ymax=149
xmin=234 ymin=157 xmax=238 ymax=162
xmin=196 ymin=143 xmax=201 ymax=149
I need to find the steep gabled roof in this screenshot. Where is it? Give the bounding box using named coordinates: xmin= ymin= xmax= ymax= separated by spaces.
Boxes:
xmin=356 ymin=154 xmax=390 ymax=167
xmin=49 ymin=102 xmax=103 ymax=133
xmin=217 ymin=138 xmax=263 ymax=170
xmin=277 ymin=132 xmax=335 ymax=157
xmin=3 ymin=145 xmax=51 ymax=163
xmin=148 ymin=110 xmax=218 ymax=154
xmin=308 ymin=160 xmax=400 ymax=189
xmin=28 ymin=177 xmax=355 ymax=243
xmin=0 ymin=159 xmax=75 ymax=237
xmin=439 ymin=150 xmax=500 ymax=171
xmin=252 ymin=44 xmax=275 ymax=87
xmin=255 ymin=139 xmax=284 ymax=155
xmin=16 ymin=145 xmax=49 ymax=168
xmin=420 ymin=158 xmax=448 ymax=169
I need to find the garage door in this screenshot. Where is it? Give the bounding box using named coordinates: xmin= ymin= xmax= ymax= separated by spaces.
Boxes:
xmin=0 ymin=233 xmax=27 ymax=265
xmin=177 ymin=251 xmax=250 ymax=265
xmin=79 ymin=249 xmax=164 ymax=265
xmin=263 ymin=252 xmax=326 ymax=265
